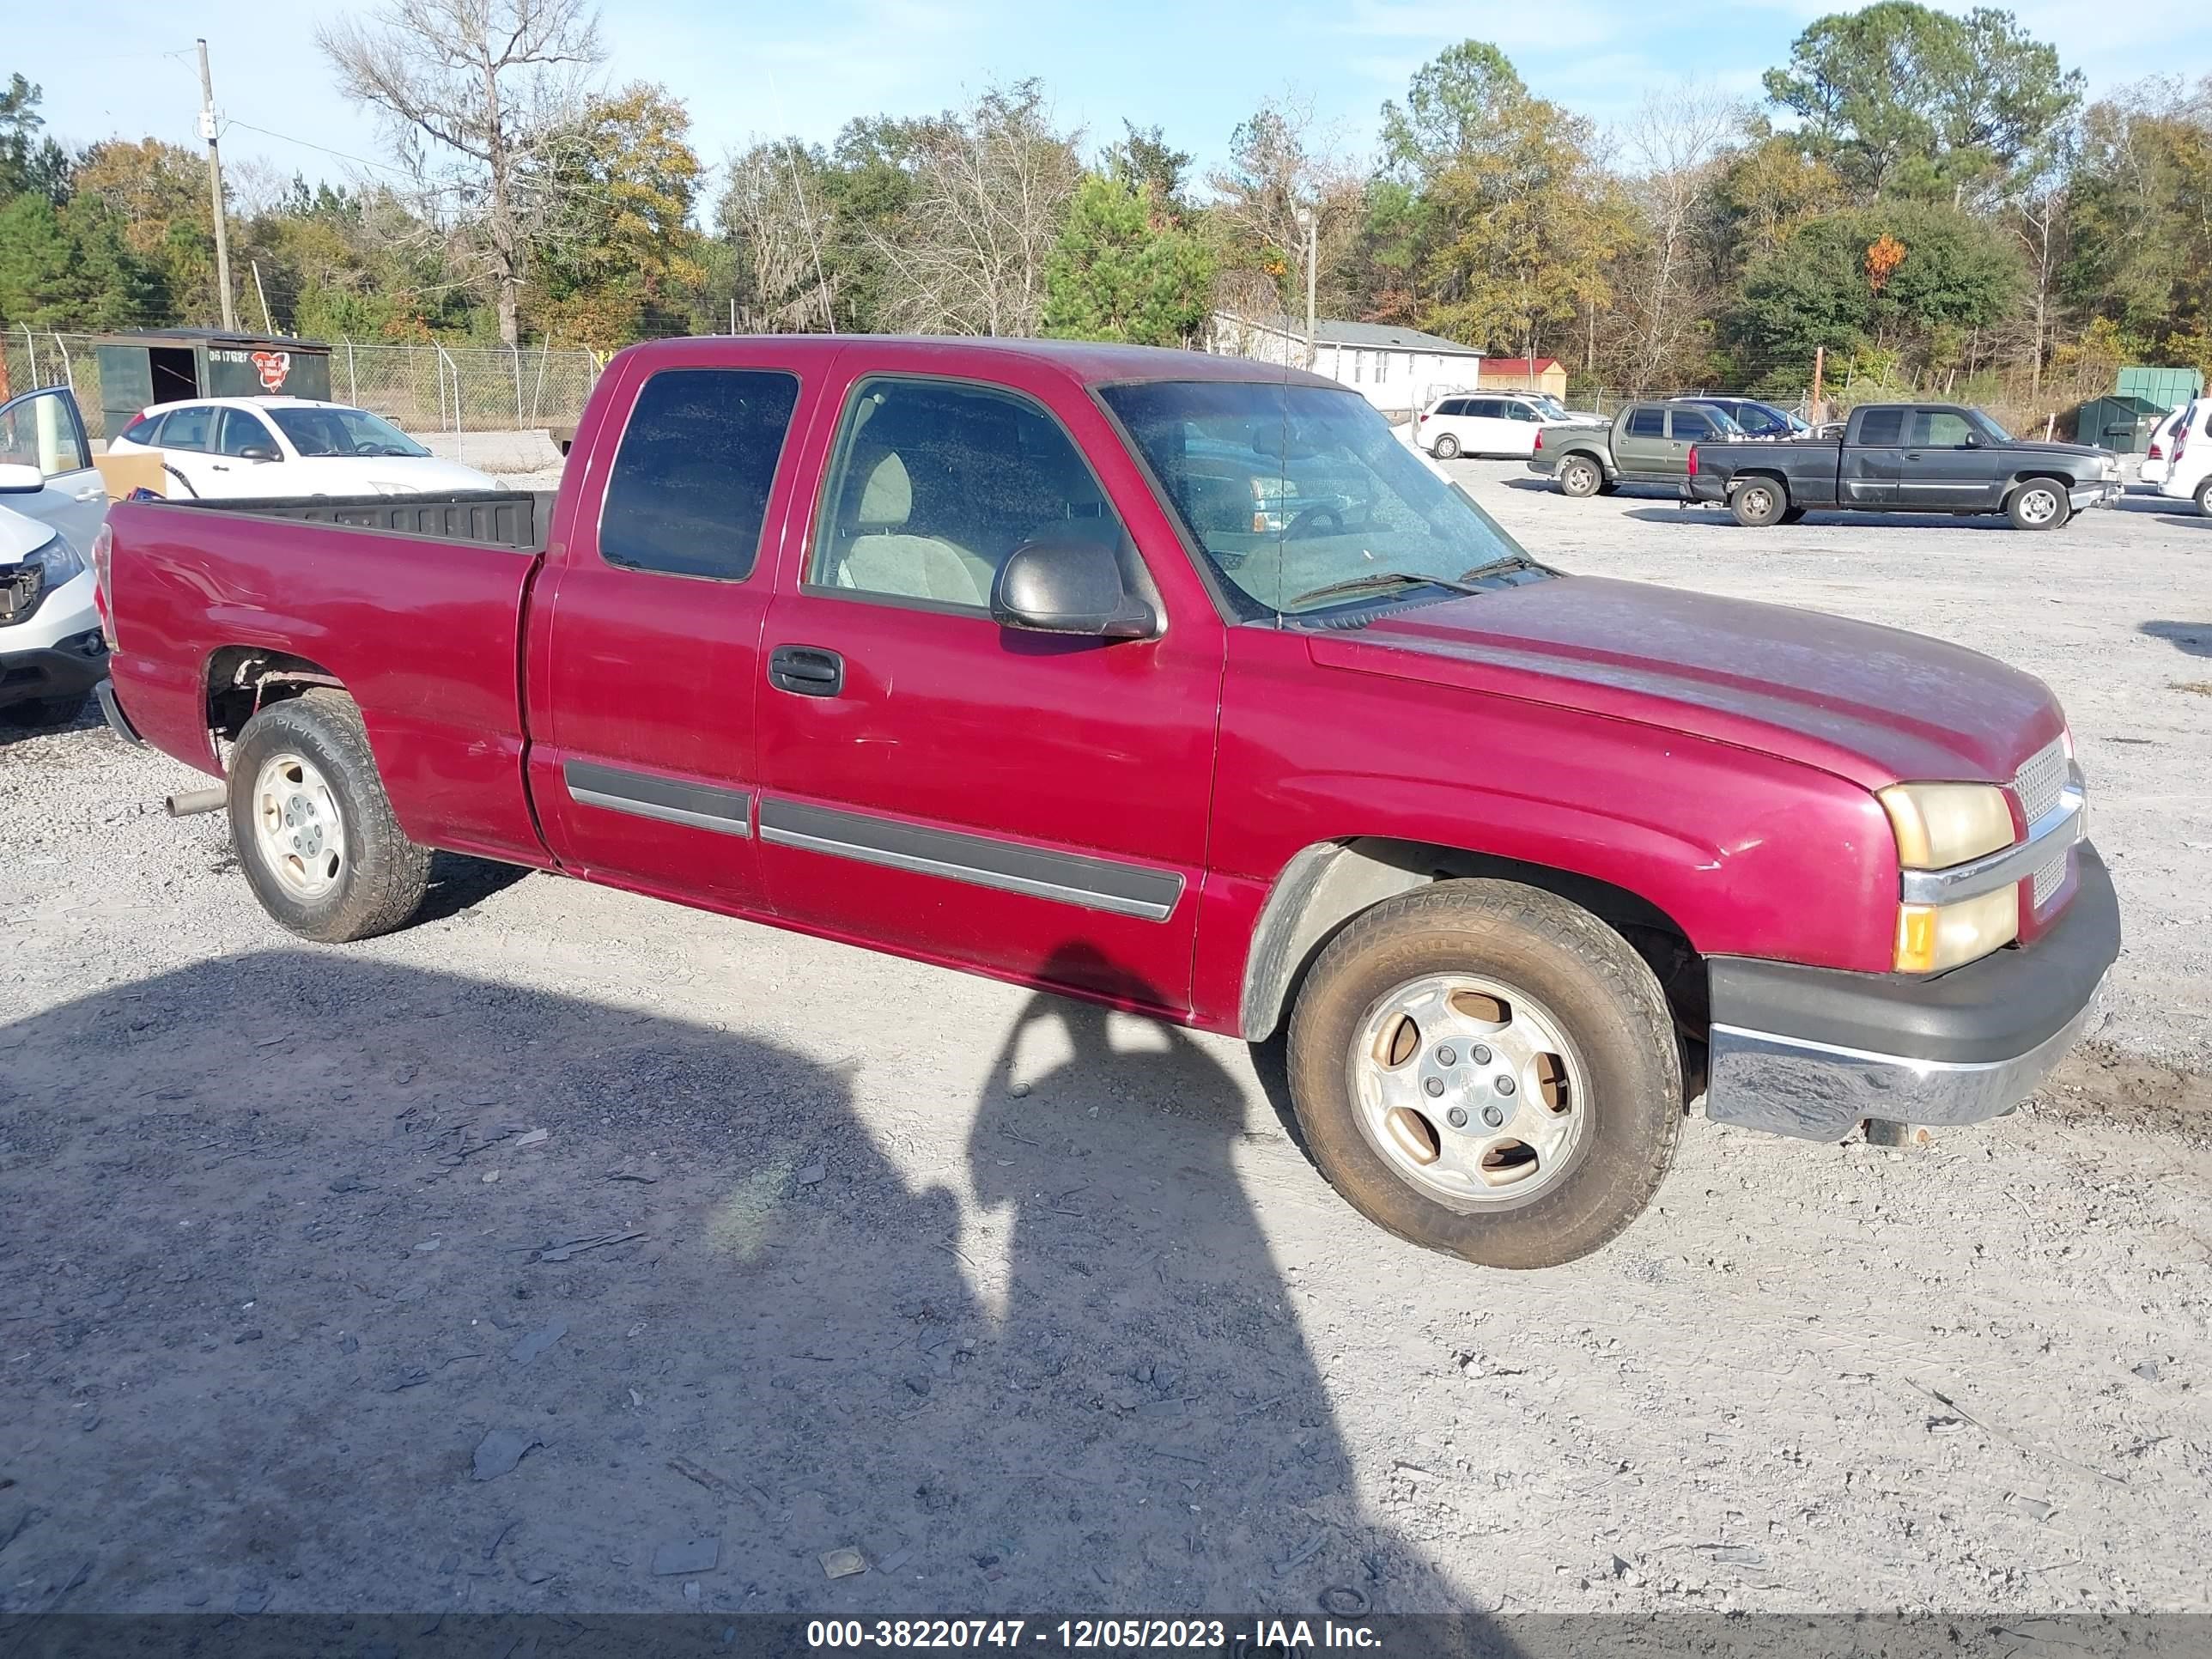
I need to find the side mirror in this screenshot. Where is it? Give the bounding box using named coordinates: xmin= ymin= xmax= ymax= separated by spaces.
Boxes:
xmin=1962 ymin=429 xmax=1981 ymax=447
xmin=991 ymin=539 xmax=1158 ymax=641
xmin=239 ymin=445 xmax=279 ymax=463
xmin=0 ymin=462 xmax=43 ymax=494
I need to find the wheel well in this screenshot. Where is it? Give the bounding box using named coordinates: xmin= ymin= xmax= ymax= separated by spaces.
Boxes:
xmin=2005 ymin=471 xmax=2070 ymax=496
xmin=1729 ymin=468 xmax=1788 ymax=493
xmin=1240 ymin=837 xmax=1707 ymax=1048
xmin=206 ymin=647 xmax=347 ymax=748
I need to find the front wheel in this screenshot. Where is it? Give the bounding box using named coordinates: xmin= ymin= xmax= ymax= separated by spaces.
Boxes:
xmin=1285 ymin=880 xmax=1683 ymax=1269
xmin=2008 ymin=480 xmax=2069 ymax=531
xmin=0 ymin=692 xmax=89 ymax=729
xmin=2197 ymin=477 xmax=2212 ymax=516
xmin=1730 ymin=478 xmax=1787 ymax=527
xmin=227 ymin=690 xmax=432 ymax=943
xmin=1558 ymin=456 xmax=1602 ymax=498
xmin=1431 ymin=434 xmax=1461 ymax=460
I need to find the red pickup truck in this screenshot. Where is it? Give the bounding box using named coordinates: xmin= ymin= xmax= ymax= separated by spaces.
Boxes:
xmin=94 ymin=336 xmax=2118 ymax=1268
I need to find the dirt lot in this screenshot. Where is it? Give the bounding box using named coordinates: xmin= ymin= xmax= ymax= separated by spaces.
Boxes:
xmin=2 ymin=471 xmax=2209 ymax=1620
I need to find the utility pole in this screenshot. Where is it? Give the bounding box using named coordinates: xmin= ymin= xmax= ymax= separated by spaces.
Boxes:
xmin=196 ymin=39 xmax=239 ymax=332
xmin=1296 ymin=206 xmax=1317 ymax=369
xmin=1810 ymin=345 xmax=1826 ymax=424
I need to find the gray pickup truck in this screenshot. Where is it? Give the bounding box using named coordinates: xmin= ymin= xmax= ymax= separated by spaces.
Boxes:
xmin=1527 ymin=399 xmax=1741 ymax=497
xmin=1683 ymin=403 xmax=2122 ymax=530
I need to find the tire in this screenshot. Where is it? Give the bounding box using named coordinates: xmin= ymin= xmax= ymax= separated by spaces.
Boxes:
xmin=226 ymin=689 xmax=431 ymax=943
xmin=1285 ymin=879 xmax=1683 ymax=1269
xmin=2197 ymin=477 xmax=2212 ymax=517
xmin=2008 ymin=479 xmax=2069 ymax=531
xmin=1558 ymin=455 xmax=1602 ymax=498
xmin=0 ymin=692 xmax=89 ymax=728
xmin=1778 ymin=507 xmax=1808 ymax=525
xmin=1730 ymin=477 xmax=1787 ymax=527
xmin=1431 ymin=434 xmax=1461 ymax=460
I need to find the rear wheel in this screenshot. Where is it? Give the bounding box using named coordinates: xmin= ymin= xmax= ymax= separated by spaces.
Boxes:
xmin=2197 ymin=477 xmax=2211 ymax=516
xmin=1431 ymin=433 xmax=1461 ymax=460
xmin=1285 ymin=880 xmax=1683 ymax=1269
xmin=227 ymin=690 xmax=431 ymax=943
xmin=2008 ymin=479 xmax=2069 ymax=531
xmin=1730 ymin=477 xmax=1787 ymax=527
xmin=1559 ymin=456 xmax=1602 ymax=498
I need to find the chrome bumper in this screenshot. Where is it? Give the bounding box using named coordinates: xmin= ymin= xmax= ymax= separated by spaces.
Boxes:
xmin=2072 ymin=480 xmax=2121 ymax=510
xmin=1707 ymin=985 xmax=2101 ymax=1139
xmin=1703 ymin=845 xmax=2119 ymax=1141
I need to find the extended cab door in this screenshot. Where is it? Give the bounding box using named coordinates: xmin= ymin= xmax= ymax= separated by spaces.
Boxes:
xmin=0 ymin=387 xmax=106 ymax=548
xmin=749 ymin=362 xmax=1221 ymax=1013
xmin=1839 ymin=406 xmax=1904 ymax=506
xmin=525 ymin=352 xmax=819 ymax=912
xmin=1896 ymin=407 xmax=2001 ymax=509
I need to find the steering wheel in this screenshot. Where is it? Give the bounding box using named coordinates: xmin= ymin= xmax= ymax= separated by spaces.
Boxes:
xmin=1285 ymin=504 xmax=1345 ymax=539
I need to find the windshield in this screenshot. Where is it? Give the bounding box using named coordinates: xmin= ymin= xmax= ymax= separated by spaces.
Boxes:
xmin=268 ymin=405 xmax=431 ymax=459
xmin=1966 ymin=408 xmax=2015 ymax=444
xmin=1101 ymin=380 xmax=1545 ymax=618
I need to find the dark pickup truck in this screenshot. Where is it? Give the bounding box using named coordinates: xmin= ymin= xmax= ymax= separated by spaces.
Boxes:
xmin=93 ymin=336 xmax=2118 ymax=1271
xmin=1684 ymin=402 xmax=2122 ymax=530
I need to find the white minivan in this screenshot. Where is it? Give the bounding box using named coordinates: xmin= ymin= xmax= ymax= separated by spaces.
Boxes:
xmin=2157 ymin=399 xmax=2212 ymax=514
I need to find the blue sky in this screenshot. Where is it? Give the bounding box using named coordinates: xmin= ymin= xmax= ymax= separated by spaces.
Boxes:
xmin=15 ymin=0 xmax=2208 ymax=198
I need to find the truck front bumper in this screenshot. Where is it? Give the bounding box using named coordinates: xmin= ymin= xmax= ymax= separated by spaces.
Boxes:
xmin=2072 ymin=479 xmax=2123 ymax=511
xmin=1703 ymin=846 xmax=2120 ymax=1140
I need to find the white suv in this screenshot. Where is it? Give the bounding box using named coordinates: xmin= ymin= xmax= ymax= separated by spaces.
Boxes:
xmin=1415 ymin=393 xmax=1589 ymax=459
xmin=2157 ymin=399 xmax=2212 ymax=514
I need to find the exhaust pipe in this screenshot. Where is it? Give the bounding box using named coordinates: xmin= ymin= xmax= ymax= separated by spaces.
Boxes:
xmin=166 ymin=786 xmax=227 ymax=817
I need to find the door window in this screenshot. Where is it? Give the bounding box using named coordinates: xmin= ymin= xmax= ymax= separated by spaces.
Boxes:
xmin=1505 ymin=403 xmax=1536 ymax=422
xmin=1468 ymin=399 xmax=1503 ymax=419
xmin=0 ymin=389 xmax=92 ymax=476
xmin=1626 ymin=407 xmax=1667 ymax=437
xmin=158 ymin=405 xmax=216 ymax=453
xmin=1668 ymin=408 xmax=1722 ymax=441
xmin=1853 ymin=409 xmax=1905 ymax=446
xmin=599 ymin=368 xmax=801 ymax=580
xmin=216 ymin=408 xmax=277 ymax=458
xmin=1907 ymin=410 xmax=1975 ymax=447
xmin=810 ymin=377 xmax=1129 ymax=613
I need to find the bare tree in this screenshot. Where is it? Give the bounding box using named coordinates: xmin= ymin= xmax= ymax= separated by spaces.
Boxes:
xmin=1611 ymin=84 xmax=1744 ymax=391
xmin=1206 ymin=94 xmax=1362 ymax=317
xmin=865 ymin=83 xmax=1080 ymax=337
xmin=318 ymin=0 xmax=605 ymax=345
xmin=719 ymin=140 xmax=835 ymax=332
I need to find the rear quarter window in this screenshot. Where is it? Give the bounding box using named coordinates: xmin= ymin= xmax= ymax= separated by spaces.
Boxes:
xmin=598 ymin=368 xmax=803 ymax=580
xmin=1626 ymin=408 xmax=1667 ymax=437
xmin=1853 ymin=409 xmax=1906 ymax=446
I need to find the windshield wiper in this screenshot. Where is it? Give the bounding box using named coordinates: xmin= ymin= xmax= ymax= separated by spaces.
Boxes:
xmin=1457 ymin=553 xmax=1541 ymax=581
xmin=1288 ymin=570 xmax=1489 ymax=609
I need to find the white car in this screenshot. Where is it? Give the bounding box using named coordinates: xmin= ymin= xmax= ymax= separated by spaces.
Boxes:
xmin=1 ymin=386 xmax=109 ymax=727
xmin=1414 ymin=393 xmax=1596 ymax=459
xmin=2140 ymin=406 xmax=2186 ymax=486
xmin=106 ymin=397 xmax=500 ymax=499
xmin=2156 ymin=398 xmax=2212 ymax=514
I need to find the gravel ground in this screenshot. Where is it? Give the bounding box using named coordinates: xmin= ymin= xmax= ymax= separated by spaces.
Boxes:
xmin=2 ymin=465 xmax=2208 ymax=1620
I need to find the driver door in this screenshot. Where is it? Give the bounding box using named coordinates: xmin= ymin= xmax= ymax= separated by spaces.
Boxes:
xmin=0 ymin=387 xmax=106 ymax=548
xmin=751 ymin=365 xmax=1220 ymax=1011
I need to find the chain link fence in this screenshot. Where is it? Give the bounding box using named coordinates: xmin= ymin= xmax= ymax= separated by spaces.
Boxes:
xmin=1 ymin=325 xmax=603 ymax=445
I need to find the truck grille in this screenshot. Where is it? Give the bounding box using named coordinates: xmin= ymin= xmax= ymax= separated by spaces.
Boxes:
xmin=2012 ymin=738 xmax=2068 ymax=827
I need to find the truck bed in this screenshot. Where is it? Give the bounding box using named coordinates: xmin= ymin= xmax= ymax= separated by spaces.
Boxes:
xmin=152 ymin=490 xmax=553 ymax=550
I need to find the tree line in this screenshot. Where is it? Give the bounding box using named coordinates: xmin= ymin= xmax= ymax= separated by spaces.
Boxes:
xmin=2 ymin=0 xmax=2207 ymax=416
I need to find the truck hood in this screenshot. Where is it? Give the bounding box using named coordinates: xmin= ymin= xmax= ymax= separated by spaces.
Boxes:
xmin=1304 ymin=575 xmax=2063 ymax=788
xmin=1997 ymin=440 xmax=2110 ymax=464
xmin=361 ymin=459 xmax=506 ymax=495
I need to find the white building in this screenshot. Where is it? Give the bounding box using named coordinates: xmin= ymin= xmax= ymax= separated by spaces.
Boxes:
xmin=1208 ymin=313 xmax=1484 ymax=416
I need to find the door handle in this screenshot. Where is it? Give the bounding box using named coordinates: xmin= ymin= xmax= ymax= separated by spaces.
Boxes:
xmin=769 ymin=644 xmax=844 ymax=697
xmin=75 ymin=486 xmax=106 ymax=501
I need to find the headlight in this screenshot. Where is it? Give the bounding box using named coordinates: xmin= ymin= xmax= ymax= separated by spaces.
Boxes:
xmin=21 ymin=530 xmax=87 ymax=585
xmin=1878 ymin=782 xmax=2014 ymax=867
xmin=1881 ymin=781 xmax=2021 ymax=971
